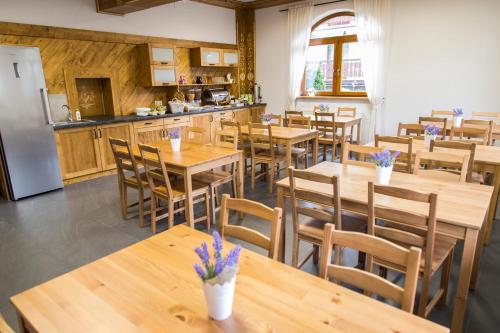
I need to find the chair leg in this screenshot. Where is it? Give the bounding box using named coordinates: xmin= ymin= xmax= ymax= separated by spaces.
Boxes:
xmin=294 ymin=155 xmax=299 ymax=168
xmin=167 ymin=200 xmax=174 ymax=230
xmin=438 ymin=248 xmax=455 ymax=307
xmin=305 ymin=144 xmax=309 ymax=169
xmin=138 ymin=188 xmax=145 ymax=227
xmin=322 ymin=144 xmax=327 ymax=161
xmin=312 ymin=244 xmax=319 ymax=265
xmin=210 ymin=186 xmax=217 ymax=226
xmin=417 ymin=275 xmax=431 ymax=317
xmin=204 ymin=191 xmax=211 ymax=229
xmin=292 ymin=235 xmax=300 ymax=268
xmin=251 ymin=159 xmax=256 ymax=189
xmin=119 ymin=182 xmax=128 ymax=220
xmin=268 ymin=162 xmax=274 ymax=193
xmin=151 ymin=194 xmax=158 ymax=234
xmin=231 ymin=176 xmax=238 ymax=199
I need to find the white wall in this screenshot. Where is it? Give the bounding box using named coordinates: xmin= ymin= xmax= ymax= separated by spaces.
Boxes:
xmin=256 ymin=0 xmax=500 ymax=137
xmin=0 ymin=0 xmax=236 ymax=44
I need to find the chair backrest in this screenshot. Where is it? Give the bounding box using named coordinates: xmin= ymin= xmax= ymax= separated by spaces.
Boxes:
xmin=214 ymin=128 xmax=238 ymax=149
xmin=138 ymin=144 xmax=173 ymax=197
xmin=418 ymin=117 xmax=447 ymax=140
xmin=109 ymin=138 xmax=142 ymax=182
xmin=431 ymin=109 xmax=454 ymax=118
xmin=0 ymin=313 xmax=14 ymax=333
xmin=368 ymin=182 xmax=437 ymax=290
xmin=449 ymin=126 xmax=489 ymax=145
xmin=248 ymin=123 xmax=275 ymax=159
xmin=430 ymin=140 xmax=476 ymax=182
xmin=287 ymin=115 xmax=311 ymax=129
xmin=462 ymin=119 xmax=494 ymax=145
xmin=397 ymin=123 xmax=425 ymax=138
xmin=269 ymin=114 xmax=283 ymax=126
xmin=375 ymin=135 xmax=413 ymax=173
xmin=413 ymin=150 xmax=470 ymax=183
xmin=340 ymin=143 xmax=384 ymax=167
xmin=186 ymin=126 xmax=205 ymax=144
xmin=337 ymin=106 xmax=356 ymax=118
xmin=221 ymin=120 xmax=244 ymax=148
xmin=319 ymin=223 xmax=421 ymax=313
xmin=472 ymin=111 xmax=500 ymax=124
xmin=219 ymin=194 xmax=283 ymax=260
xmin=288 ymin=167 xmax=342 ymax=229
xmin=284 ymin=110 xmax=304 ymax=126
xmin=314 ymin=111 xmax=336 ymax=136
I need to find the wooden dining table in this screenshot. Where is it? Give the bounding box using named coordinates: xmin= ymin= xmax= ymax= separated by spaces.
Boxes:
xmin=276 ymin=162 xmax=492 ymax=333
xmin=131 ymin=140 xmax=244 ymax=227
xmin=220 ymin=124 xmax=319 ymax=175
xmin=366 ymin=139 xmax=500 ymax=245
xmin=11 ymin=225 xmax=448 ymax=333
xmin=290 ymin=114 xmax=363 ymax=145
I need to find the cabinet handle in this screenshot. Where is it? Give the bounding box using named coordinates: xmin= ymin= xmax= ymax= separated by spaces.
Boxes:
xmin=160 ymin=61 xmax=170 ymax=65
xmin=93 ymin=129 xmax=98 ymax=140
xmin=173 ymin=118 xmax=181 ymax=121
xmin=208 ymin=64 xmax=216 ymax=66
xmin=98 ymin=129 xmax=102 ymax=138
xmin=144 ymin=122 xmax=153 ymax=125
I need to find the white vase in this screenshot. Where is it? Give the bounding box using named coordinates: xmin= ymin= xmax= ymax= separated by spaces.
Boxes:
xmin=261 ymin=120 xmax=270 ymax=125
xmin=203 ymin=277 xmax=236 ymax=320
xmin=453 ymin=116 xmax=463 ymax=127
xmin=170 ymin=138 xmax=181 ymax=152
xmin=376 ymin=165 xmax=393 ymax=185
xmin=424 ymin=134 xmax=436 ymax=148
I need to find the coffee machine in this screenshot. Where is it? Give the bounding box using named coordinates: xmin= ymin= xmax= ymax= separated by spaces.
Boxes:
xmin=253 ymin=83 xmax=262 ymax=103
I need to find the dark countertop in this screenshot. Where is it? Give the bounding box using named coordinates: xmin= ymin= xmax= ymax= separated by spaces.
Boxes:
xmin=53 ymin=103 xmax=266 ymax=130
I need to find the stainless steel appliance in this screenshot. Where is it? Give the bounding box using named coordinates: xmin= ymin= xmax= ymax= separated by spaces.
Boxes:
xmin=0 ymin=46 xmax=63 ymax=200
xmin=201 ymin=88 xmax=230 ymax=106
xmin=253 ymin=83 xmax=262 ymax=103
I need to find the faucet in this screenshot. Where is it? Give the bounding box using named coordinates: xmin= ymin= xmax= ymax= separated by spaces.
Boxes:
xmin=61 ymin=104 xmax=72 ymax=122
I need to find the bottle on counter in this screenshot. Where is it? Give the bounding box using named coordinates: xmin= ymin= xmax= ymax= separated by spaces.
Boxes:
xmin=75 ymin=108 xmax=81 ymax=121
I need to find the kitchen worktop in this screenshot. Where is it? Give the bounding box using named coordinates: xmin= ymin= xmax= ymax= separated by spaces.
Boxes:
xmin=53 ymin=103 xmax=266 ymax=130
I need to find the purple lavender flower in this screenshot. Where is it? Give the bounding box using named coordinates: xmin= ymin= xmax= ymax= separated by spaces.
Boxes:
xmin=424 ymin=125 xmax=441 ymax=136
xmin=370 ymin=149 xmax=400 ymax=168
xmin=453 ymin=107 xmax=464 ymax=116
xmin=194 ymin=264 xmax=206 ymax=280
xmin=168 ymin=127 xmax=181 ymax=139
xmin=259 ymin=113 xmax=273 ymax=122
xmin=224 ymin=245 xmax=241 ymax=267
xmin=212 ymin=231 xmax=223 ymax=258
xmin=195 ymin=242 xmax=210 ymax=267
xmin=214 ymin=255 xmax=224 ymax=276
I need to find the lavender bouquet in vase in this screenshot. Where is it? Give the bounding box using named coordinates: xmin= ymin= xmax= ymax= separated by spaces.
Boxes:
xmin=453 ymin=107 xmax=464 ymax=127
xmin=259 ymin=113 xmax=273 ymax=125
xmin=424 ymin=124 xmax=441 ymax=147
xmin=194 ymin=231 xmax=241 ymax=320
xmin=370 ymin=149 xmax=400 ymax=185
xmin=168 ymin=127 xmax=181 ymax=152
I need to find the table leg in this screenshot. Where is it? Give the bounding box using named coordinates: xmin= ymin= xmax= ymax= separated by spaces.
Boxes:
xmin=484 ymin=165 xmax=500 ymax=244
xmin=356 ymin=121 xmax=361 ymax=144
xmin=183 ymin=169 xmax=195 ymax=228
xmin=16 ymin=310 xmax=29 ymax=333
xmin=277 ymin=186 xmax=286 ymax=263
xmin=237 ymin=152 xmax=245 ymax=220
xmin=451 ymin=228 xmax=479 ymax=333
xmin=470 ymin=223 xmax=485 ymax=289
xmin=285 ymin=141 xmax=292 ymax=176
xmin=312 ymin=134 xmax=318 ymax=166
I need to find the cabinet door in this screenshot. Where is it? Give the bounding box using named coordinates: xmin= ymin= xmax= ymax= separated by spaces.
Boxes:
xmin=151 ymin=46 xmax=174 ymax=65
xmin=98 ymin=123 xmax=133 ymax=171
xmin=152 ymin=66 xmax=176 ymax=86
xmin=222 ymin=50 xmax=238 ymax=66
xmin=233 ymin=108 xmax=250 ymax=126
xmin=202 ymin=49 xmax=221 ymax=66
xmin=134 ymin=120 xmax=165 ymax=144
xmin=54 ymin=127 xmax=102 ymax=180
xmin=191 ymin=114 xmax=213 ymax=144
xmin=251 ymin=106 xmax=266 ymax=123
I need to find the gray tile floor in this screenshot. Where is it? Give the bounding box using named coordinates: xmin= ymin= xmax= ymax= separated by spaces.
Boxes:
xmin=1 ymin=170 xmax=499 ymax=332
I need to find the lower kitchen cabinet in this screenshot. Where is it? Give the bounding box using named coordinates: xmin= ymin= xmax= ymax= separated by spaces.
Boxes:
xmin=251 ymin=106 xmax=266 ymax=123
xmin=98 ymin=123 xmax=134 ymax=171
xmin=133 ymin=119 xmax=165 ymax=144
xmin=191 ymin=113 xmax=213 ymax=144
xmin=233 ymin=108 xmax=250 ymax=125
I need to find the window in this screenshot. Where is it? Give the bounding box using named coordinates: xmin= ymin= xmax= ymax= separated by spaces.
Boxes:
xmin=302 ymin=12 xmax=366 ymax=97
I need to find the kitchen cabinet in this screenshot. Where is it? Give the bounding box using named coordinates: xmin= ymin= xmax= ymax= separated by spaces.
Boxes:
xmin=164 ymin=116 xmax=191 ymax=141
xmin=133 ymin=119 xmax=165 ymax=144
xmin=251 ymin=106 xmax=266 ymax=123
xmin=98 ymin=123 xmax=134 ymax=171
xmin=211 ymin=110 xmax=234 ymax=143
xmin=149 ymin=44 xmax=175 ymax=65
xmin=222 ymin=50 xmax=239 ymax=67
xmin=138 ymin=43 xmax=177 ymax=86
xmin=191 ymin=114 xmax=213 ymax=144
xmin=233 ymin=108 xmax=250 ymax=126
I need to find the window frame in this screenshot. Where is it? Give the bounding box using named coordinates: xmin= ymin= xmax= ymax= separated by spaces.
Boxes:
xmin=301 ymin=12 xmax=367 ymax=97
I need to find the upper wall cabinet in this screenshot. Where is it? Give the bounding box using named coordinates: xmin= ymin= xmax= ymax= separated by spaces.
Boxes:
xmin=138 ymin=43 xmax=177 ymax=86
xmin=190 ymin=47 xmax=239 ymax=67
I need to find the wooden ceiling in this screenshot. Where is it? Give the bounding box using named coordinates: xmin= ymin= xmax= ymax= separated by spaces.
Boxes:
xmin=96 ymin=0 xmax=304 ymax=14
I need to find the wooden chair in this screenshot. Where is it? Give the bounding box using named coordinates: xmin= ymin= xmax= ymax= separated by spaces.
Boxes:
xmin=287 ymin=115 xmax=311 ymax=168
xmin=431 ymin=109 xmax=454 ymax=118
xmin=221 ymin=120 xmax=250 ymax=172
xmin=472 ymin=111 xmax=500 ymax=123
xmin=186 ymin=126 xmax=205 ymax=144
xmin=397 ymin=123 xmax=425 ymax=138
xmin=461 ymin=119 xmax=494 ymax=145
xmin=193 ymin=129 xmax=239 ymax=225
xmin=0 ymin=313 xmax=14 ymax=333
xmin=314 ymin=111 xmax=338 ymax=161
xmin=418 ymin=117 xmax=447 ymax=140
xmin=430 ymin=140 xmax=479 ymax=183
xmin=413 ymin=150 xmax=470 ymax=183
xmin=284 ymin=110 xmax=303 ymax=126
xmin=138 ymin=144 xmax=210 ymax=233
xmin=248 ymin=123 xmax=286 ymax=193
xmin=109 ymin=138 xmax=149 ymax=227
xmin=319 ymin=223 xmax=421 ymax=313
xmin=340 ymin=143 xmax=384 ymax=167
xmin=450 ymin=126 xmax=489 ymax=145
xmin=367 ymin=182 xmax=456 ymax=318
xmin=269 ymin=114 xmax=283 ymax=126
xmin=375 ymin=135 xmax=413 ymax=173
xmin=337 ymin=106 xmax=356 ymax=118
xmin=288 ymin=167 xmax=366 ymax=269
xmin=219 ymin=194 xmax=282 ymax=260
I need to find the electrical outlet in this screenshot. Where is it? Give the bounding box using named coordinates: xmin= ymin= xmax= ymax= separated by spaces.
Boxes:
xmin=154 ymin=100 xmax=163 ymax=107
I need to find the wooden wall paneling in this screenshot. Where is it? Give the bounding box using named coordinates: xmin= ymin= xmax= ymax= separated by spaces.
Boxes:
xmin=236 ymin=7 xmax=255 ymax=95
xmin=96 ymin=0 xmax=180 ymax=15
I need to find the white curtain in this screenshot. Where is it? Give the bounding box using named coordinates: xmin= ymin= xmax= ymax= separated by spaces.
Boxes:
xmin=354 ymin=0 xmax=392 ymax=143
xmin=286 ymin=2 xmax=314 ymax=110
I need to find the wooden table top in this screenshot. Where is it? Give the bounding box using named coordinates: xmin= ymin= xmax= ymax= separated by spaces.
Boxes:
xmin=11 ymin=225 xmax=448 ymax=333
xmin=277 ymin=162 xmax=492 ymax=230
xmin=366 ymin=140 xmax=500 ymax=166
xmin=303 ymin=114 xmax=363 ymax=125
xmin=226 ymin=125 xmax=318 ymax=140
xmin=131 ymin=140 xmax=241 ymax=168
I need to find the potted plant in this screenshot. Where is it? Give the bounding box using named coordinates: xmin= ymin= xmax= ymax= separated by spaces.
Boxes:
xmin=453 ymin=107 xmax=464 ymax=127
xmin=424 ymin=124 xmax=441 ymax=147
xmin=194 ymin=231 xmax=241 ymax=321
xmin=259 ymin=113 xmax=273 ymax=125
xmin=370 ymin=149 xmax=400 ymax=185
xmin=168 ymin=127 xmax=181 ymax=152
